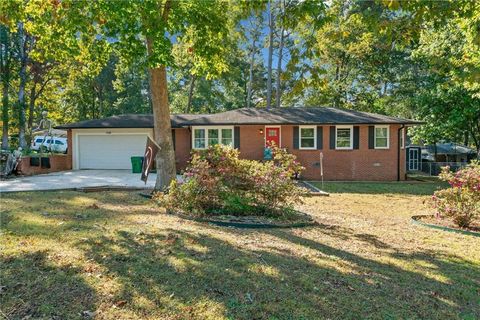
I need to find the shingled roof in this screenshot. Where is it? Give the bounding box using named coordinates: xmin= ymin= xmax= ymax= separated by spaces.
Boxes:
xmin=56 ymin=107 xmax=421 ymax=129
xmin=184 ymin=107 xmax=421 ymax=125
xmin=56 ymin=114 xmax=202 ymax=129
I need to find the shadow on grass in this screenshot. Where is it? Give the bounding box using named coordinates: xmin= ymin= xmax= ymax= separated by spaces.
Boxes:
xmin=75 ymin=227 xmax=479 ymax=319
xmin=2 ymin=191 xmax=478 ymax=318
xmin=0 ymin=251 xmax=96 ymax=319
xmin=0 ymin=191 xmax=155 ymax=238
xmin=310 ymin=181 xmax=448 ymax=195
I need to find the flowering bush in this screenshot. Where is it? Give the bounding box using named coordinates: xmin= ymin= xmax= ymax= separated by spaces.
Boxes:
xmin=432 ymin=161 xmax=480 ymax=228
xmin=155 ymin=144 xmax=305 ymax=217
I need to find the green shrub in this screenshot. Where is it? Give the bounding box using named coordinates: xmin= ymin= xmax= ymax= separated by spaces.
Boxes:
xmin=155 ymin=144 xmax=305 ymax=217
xmin=432 ymin=161 xmax=480 ymax=228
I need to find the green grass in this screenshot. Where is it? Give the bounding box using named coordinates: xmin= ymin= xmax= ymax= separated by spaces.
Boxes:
xmin=310 ymin=181 xmax=448 ymax=195
xmin=1 ymin=189 xmax=478 ymax=319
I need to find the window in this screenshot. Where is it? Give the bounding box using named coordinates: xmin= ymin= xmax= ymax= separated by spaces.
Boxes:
xmin=336 ymin=126 xmax=353 ymax=149
xmin=35 ymin=138 xmax=43 ymax=143
xmin=299 ymin=126 xmax=316 ymax=149
xmin=221 ymin=129 xmax=233 ymax=147
xmin=268 ymin=129 xmax=277 ymax=137
xmin=194 ymin=128 xmax=206 ymax=149
xmin=192 ymin=126 xmax=234 ymax=149
xmin=54 ymin=140 xmax=64 ymax=145
xmin=208 ymin=129 xmax=219 ymax=146
xmin=375 ymin=125 xmax=389 ymax=149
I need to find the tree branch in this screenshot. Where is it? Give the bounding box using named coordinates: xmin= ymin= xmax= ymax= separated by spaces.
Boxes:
xmin=162 ymin=0 xmax=172 ymax=23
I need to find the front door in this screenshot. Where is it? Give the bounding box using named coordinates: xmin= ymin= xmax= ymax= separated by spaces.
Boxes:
xmin=408 ymin=148 xmax=419 ymax=171
xmin=265 ymin=127 xmax=280 ymax=147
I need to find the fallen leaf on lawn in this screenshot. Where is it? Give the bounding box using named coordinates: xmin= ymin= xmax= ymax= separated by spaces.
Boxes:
xmin=81 ymin=310 xmax=96 ymax=318
xmin=89 ymin=203 xmax=99 ymax=209
xmin=114 ymin=300 xmax=127 ymax=307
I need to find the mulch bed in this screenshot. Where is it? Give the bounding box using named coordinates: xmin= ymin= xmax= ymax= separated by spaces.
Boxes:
xmin=412 ymin=214 xmax=480 ymax=236
xmin=169 ymin=210 xmax=318 ymax=229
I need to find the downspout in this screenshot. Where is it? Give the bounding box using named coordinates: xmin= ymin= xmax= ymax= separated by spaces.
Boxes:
xmin=397 ymin=124 xmax=405 ymax=181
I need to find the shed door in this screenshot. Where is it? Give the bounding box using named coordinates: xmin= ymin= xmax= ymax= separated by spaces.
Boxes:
xmin=408 ymin=148 xmax=419 ymax=171
xmin=78 ymin=134 xmax=148 ymax=169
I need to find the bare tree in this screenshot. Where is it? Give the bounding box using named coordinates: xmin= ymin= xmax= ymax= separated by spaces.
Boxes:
xmin=246 ymin=11 xmax=263 ymax=108
xmin=187 ymin=74 xmax=196 ymax=112
xmin=266 ymin=0 xmax=275 ymax=109
xmin=17 ymin=22 xmax=31 ymax=149
xmin=0 ymin=25 xmax=11 ymax=150
xmin=275 ymin=14 xmax=285 ymax=108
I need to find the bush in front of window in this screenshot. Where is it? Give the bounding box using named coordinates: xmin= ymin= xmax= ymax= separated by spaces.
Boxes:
xmin=432 ymin=161 xmax=480 ymax=228
xmin=155 ymin=144 xmax=305 ymax=217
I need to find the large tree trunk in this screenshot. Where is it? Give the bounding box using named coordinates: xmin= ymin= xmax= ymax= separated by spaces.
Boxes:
xmin=1 ymin=26 xmax=10 ymax=150
xmin=147 ymin=39 xmax=176 ymax=191
xmin=17 ymin=22 xmax=28 ymax=149
xmin=266 ymin=0 xmax=274 ymax=109
xmin=145 ymin=1 xmax=176 ymax=191
xmin=275 ymin=26 xmax=285 ymax=108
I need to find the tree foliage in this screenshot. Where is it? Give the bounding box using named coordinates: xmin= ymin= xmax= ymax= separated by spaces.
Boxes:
xmin=0 ymin=0 xmax=478 ymax=158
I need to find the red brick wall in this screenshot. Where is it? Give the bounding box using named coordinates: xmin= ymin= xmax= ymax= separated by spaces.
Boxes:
xmin=153 ymin=124 xmax=407 ymax=181
xmin=18 ymin=155 xmax=72 ymax=176
xmin=238 ymin=125 xmax=265 ymax=161
xmin=281 ymin=125 xmax=406 ymax=181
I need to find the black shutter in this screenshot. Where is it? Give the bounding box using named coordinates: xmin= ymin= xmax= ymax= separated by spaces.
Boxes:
xmin=329 ymin=126 xmax=336 ymax=149
xmin=189 ymin=128 xmax=192 ymax=149
xmin=171 ymin=129 xmax=176 ymax=150
xmin=317 ymin=126 xmax=323 ymax=150
xmin=234 ymin=126 xmax=240 ymax=149
xmin=293 ymin=126 xmax=299 ymax=149
xmin=353 ymin=126 xmax=359 ymax=149
xmin=368 ymin=126 xmax=375 ymax=149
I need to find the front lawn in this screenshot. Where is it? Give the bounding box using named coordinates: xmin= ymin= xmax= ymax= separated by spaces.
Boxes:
xmin=1 ymin=186 xmax=479 ymax=319
xmin=310 ymin=180 xmax=448 ymax=195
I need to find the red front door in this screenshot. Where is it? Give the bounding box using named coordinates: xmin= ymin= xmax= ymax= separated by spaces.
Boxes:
xmin=265 ymin=127 xmax=280 ymax=147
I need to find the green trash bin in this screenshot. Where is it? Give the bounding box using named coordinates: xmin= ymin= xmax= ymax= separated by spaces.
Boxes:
xmin=131 ymin=156 xmax=144 ymax=173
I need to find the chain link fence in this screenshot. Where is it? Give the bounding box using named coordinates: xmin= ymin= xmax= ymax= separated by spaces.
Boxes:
xmin=420 ymin=162 xmax=469 ymax=176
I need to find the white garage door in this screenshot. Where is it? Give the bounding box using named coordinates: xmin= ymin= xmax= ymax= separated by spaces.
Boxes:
xmin=78 ymin=134 xmax=148 ymax=169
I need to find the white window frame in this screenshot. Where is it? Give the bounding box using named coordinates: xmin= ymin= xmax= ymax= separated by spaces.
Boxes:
xmin=191 ymin=126 xmax=234 ymax=150
xmin=374 ymin=125 xmax=390 ymax=149
xmin=335 ymin=125 xmax=353 ymax=150
xmin=299 ymin=125 xmax=317 ymax=150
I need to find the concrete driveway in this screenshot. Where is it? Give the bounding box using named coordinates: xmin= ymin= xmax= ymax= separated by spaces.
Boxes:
xmin=0 ymin=170 xmax=158 ymax=192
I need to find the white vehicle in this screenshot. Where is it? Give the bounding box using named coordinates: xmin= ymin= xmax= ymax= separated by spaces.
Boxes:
xmin=31 ymin=136 xmax=68 ymax=153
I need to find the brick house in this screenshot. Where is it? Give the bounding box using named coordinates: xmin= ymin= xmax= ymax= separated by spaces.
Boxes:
xmin=57 ymin=107 xmax=421 ymax=181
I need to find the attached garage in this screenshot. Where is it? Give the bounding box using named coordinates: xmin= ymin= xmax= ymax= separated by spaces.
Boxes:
xmin=77 ymin=134 xmax=149 ymax=169
xmin=69 ymin=125 xmax=154 ymax=170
